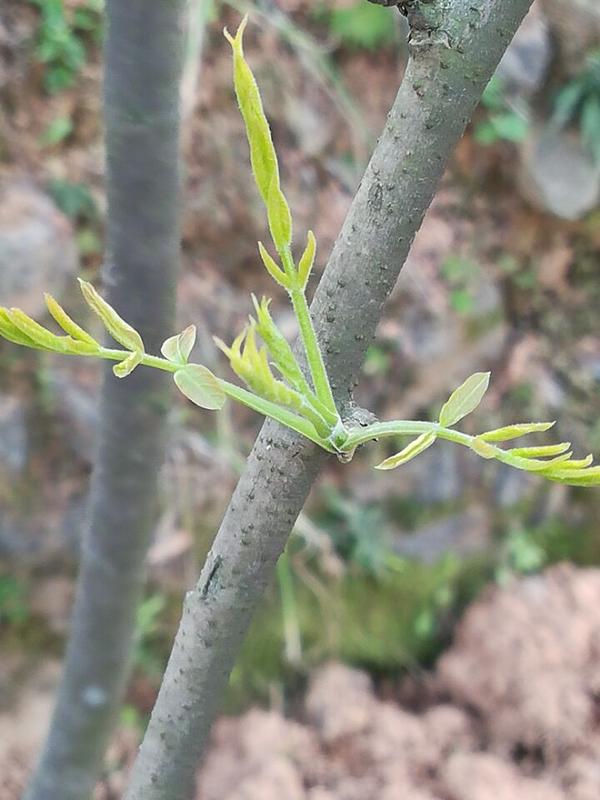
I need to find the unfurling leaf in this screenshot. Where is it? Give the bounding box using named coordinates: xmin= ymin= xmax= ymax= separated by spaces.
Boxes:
xmin=161 ymin=325 xmax=197 ymax=365
xmin=44 ymin=293 xmax=99 ymax=348
xmin=251 ymin=295 xmax=309 ymax=393
xmin=509 ymin=442 xmax=571 ymax=458
xmin=439 ymin=372 xmax=490 ymax=428
xmin=258 ymin=242 xmax=289 ymax=288
xmin=174 ymin=365 xmax=226 ymax=411
xmin=113 ymin=350 xmax=143 ymax=378
xmin=470 ymin=438 xmax=497 ymax=459
xmin=78 ymin=279 xmax=144 ymax=353
xmin=267 ymin=175 xmax=292 ymax=251
xmin=0 ymin=308 xmax=46 ymax=349
xmin=7 ymin=308 xmax=65 ymax=351
xmin=224 ymin=18 xmax=279 ymax=203
xmin=375 ymin=432 xmax=436 ymax=470
xmin=298 ymin=230 xmax=316 ymax=288
xmin=478 ymin=422 xmax=555 ymax=442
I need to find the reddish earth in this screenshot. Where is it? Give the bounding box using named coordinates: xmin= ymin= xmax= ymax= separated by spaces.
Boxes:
xmin=4 ymin=564 xmax=600 ymax=799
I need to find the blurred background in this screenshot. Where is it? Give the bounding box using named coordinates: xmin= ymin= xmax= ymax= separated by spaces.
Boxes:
xmin=1 ymin=1 xmax=600 ymax=797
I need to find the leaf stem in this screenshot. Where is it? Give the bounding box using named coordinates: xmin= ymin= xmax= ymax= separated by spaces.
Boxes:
xmin=279 ymin=248 xmax=338 ymax=416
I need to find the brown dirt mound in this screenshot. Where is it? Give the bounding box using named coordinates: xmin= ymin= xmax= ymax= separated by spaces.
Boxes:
xmin=197 ymin=564 xmax=600 ymax=799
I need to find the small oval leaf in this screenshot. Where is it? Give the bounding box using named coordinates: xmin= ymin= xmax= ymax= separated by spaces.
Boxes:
xmin=174 ymin=365 xmax=226 ymax=411
xmin=375 ymin=432 xmax=436 ymax=471
xmin=161 ymin=325 xmax=197 ymax=364
xmin=439 ymin=372 xmax=490 ymax=428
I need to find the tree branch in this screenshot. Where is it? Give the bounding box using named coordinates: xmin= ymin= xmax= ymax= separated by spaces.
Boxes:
xmin=24 ymin=2 xmax=186 ymax=798
xmin=125 ymin=2 xmax=533 ymax=798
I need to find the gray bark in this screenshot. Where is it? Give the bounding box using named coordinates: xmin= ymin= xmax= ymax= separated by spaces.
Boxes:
xmin=125 ymin=2 xmax=533 ymax=799
xmin=24 ymin=2 xmax=186 ymax=799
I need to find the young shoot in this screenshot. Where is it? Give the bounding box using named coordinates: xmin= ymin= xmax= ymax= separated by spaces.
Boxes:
xmin=1 ymin=15 xmax=599 ymax=489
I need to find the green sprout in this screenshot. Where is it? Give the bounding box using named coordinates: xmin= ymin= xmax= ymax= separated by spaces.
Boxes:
xmin=2 ymin=15 xmax=600 ymax=489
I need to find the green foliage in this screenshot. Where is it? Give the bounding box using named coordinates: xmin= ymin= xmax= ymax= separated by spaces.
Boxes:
xmin=1 ymin=15 xmax=599 ymax=490
xmin=29 ymin=0 xmax=103 ymax=94
xmin=0 ymin=575 xmax=29 ymax=626
xmin=552 ymin=49 xmax=600 ymax=164
xmin=47 ymin=179 xmax=97 ymax=222
xmin=475 ymin=76 xmax=529 ymax=145
xmin=325 ymin=2 xmax=397 ymax=50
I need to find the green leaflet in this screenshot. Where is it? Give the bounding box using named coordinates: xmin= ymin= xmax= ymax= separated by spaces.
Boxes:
xmin=44 ymin=293 xmax=100 ymax=348
xmin=252 ymin=295 xmax=308 ymax=393
xmin=78 ymin=279 xmax=144 ymax=353
xmin=225 ymin=16 xmax=292 ymax=252
xmin=113 ymin=350 xmax=143 ymax=378
xmin=7 ymin=308 xmax=67 ymax=352
xmin=161 ymin=325 xmax=196 ymax=365
xmin=509 ymin=443 xmax=571 ymax=458
xmin=0 ymin=309 xmax=45 ymax=349
xmin=258 ymin=242 xmax=289 ymax=288
xmin=174 ymin=365 xmax=226 ymax=411
xmin=375 ymin=432 xmax=437 ymax=470
xmin=439 ymin=372 xmax=490 ymax=428
xmin=267 ymin=175 xmax=292 ymax=251
xmin=478 ymin=422 xmax=555 ymax=442
xmin=298 ymin=230 xmax=316 ymax=288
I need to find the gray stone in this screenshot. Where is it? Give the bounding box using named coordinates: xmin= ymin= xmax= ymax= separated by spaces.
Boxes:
xmin=392 ymin=506 xmax=491 ymax=564
xmin=497 ymin=3 xmax=552 ymax=96
xmin=0 ymin=180 xmax=78 ymax=316
xmin=542 ymin=0 xmax=600 ymax=74
xmin=519 ymin=126 xmax=600 ymax=219
xmin=0 ymin=394 xmax=27 ymax=476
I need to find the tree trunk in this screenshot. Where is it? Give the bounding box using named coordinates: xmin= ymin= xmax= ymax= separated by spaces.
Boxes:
xmin=24 ymin=2 xmax=186 ymax=799
xmin=124 ymin=2 xmax=533 ymax=799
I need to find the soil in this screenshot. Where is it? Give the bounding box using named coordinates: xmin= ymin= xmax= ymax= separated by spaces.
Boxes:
xmin=4 ymin=563 xmax=600 ymax=799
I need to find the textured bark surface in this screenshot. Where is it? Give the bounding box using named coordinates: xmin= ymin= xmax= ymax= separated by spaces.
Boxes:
xmin=24 ymin=2 xmax=186 ymax=799
xmin=125 ymin=2 xmax=534 ymax=799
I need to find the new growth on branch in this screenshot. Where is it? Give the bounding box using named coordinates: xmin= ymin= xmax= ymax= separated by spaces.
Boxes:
xmin=1 ymin=15 xmax=599 ymax=488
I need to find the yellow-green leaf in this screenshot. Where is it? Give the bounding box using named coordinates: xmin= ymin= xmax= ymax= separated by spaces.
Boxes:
xmin=509 ymin=442 xmax=571 ymax=458
xmin=44 ymin=293 xmax=99 ymax=348
xmin=375 ymin=432 xmax=436 ymax=470
xmin=78 ymin=279 xmax=144 ymax=353
xmin=7 ymin=309 xmax=65 ymax=352
xmin=298 ymin=230 xmax=316 ymax=288
xmin=161 ymin=325 xmax=196 ymax=364
xmin=113 ymin=350 xmax=143 ymax=378
xmin=0 ymin=309 xmax=43 ymax=349
xmin=258 ymin=242 xmax=289 ymax=288
xmin=478 ymin=422 xmax=555 ymax=442
xmin=267 ymin=175 xmax=292 ymax=251
xmin=439 ymin=372 xmax=490 ymax=428
xmin=174 ymin=365 xmax=226 ymax=410
xmin=224 ymin=16 xmax=278 ymax=206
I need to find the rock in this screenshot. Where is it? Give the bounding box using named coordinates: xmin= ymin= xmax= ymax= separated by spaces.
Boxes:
xmin=436 ymin=565 xmax=600 ymax=755
xmin=391 ymin=506 xmax=491 ymax=565
xmin=541 ymin=0 xmax=600 ymax=74
xmin=519 ymin=126 xmax=600 ymax=219
xmin=0 ymin=180 xmax=78 ymax=316
xmin=305 ymin=663 xmax=374 ymax=743
xmin=442 ymin=752 xmax=566 ymax=800
xmin=497 ymin=3 xmax=552 ymax=96
xmin=0 ymin=394 xmax=27 ymax=477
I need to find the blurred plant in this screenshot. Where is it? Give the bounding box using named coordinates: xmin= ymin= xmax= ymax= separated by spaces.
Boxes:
xmin=0 ymin=574 xmax=29 ymax=626
xmin=2 ymin=16 xmax=600 ymax=488
xmin=132 ymin=594 xmax=168 ymax=680
xmin=441 ymin=254 xmax=478 ymax=315
xmin=475 ymin=75 xmax=529 ymax=145
xmin=29 ymin=0 xmax=103 ymax=94
xmin=496 ymin=527 xmax=547 ymax=584
xmin=318 ymin=1 xmax=398 ymax=50
xmin=552 ymin=48 xmax=600 ymax=164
